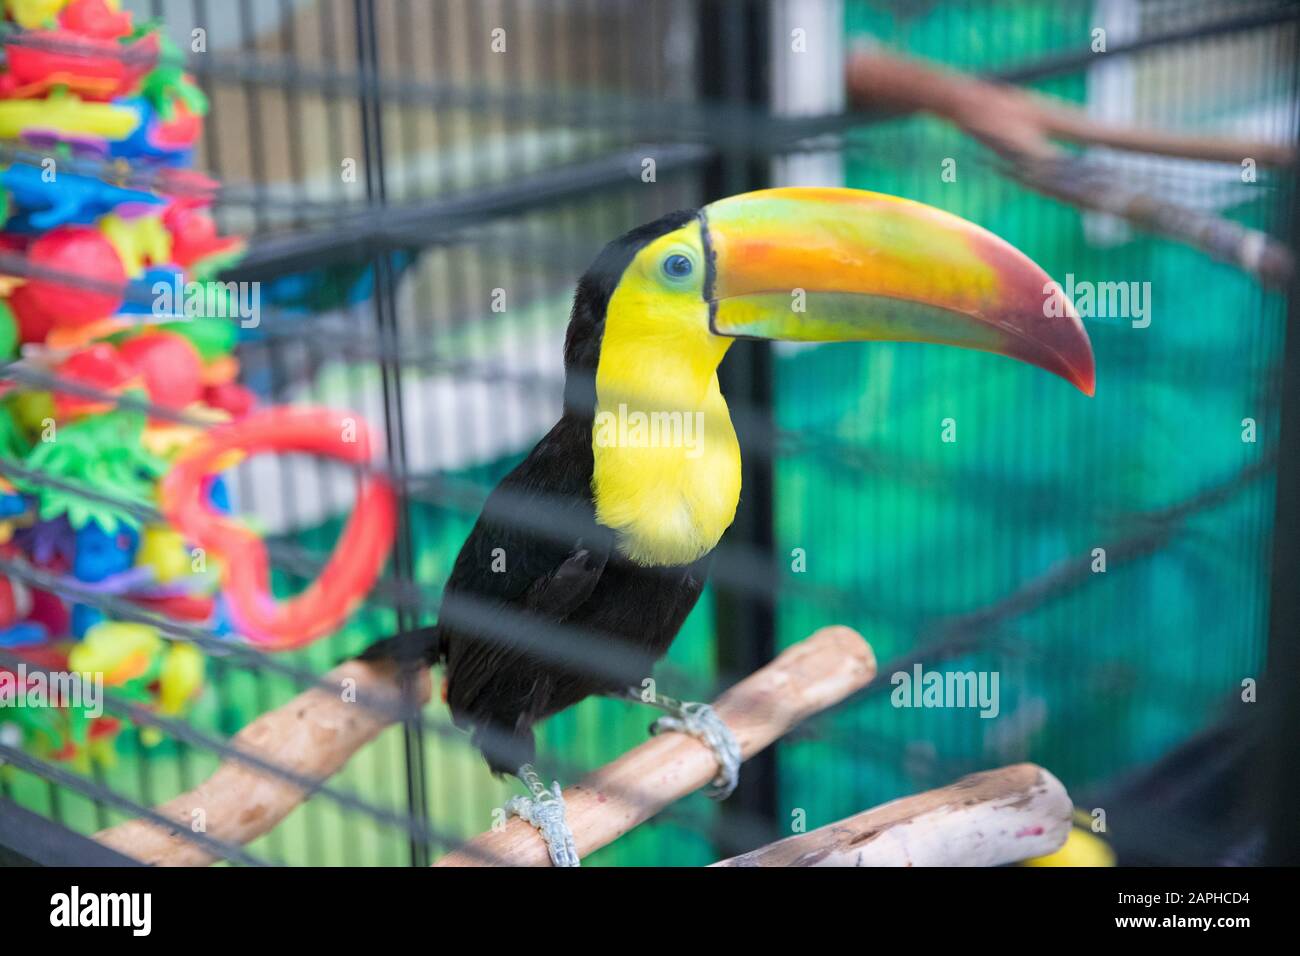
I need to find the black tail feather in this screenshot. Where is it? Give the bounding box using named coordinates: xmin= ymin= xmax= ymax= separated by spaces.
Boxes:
xmin=357 ymin=626 xmax=443 ymax=667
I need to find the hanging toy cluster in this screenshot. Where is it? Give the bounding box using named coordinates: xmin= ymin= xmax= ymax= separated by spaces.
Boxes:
xmin=0 ymin=0 xmax=397 ymax=768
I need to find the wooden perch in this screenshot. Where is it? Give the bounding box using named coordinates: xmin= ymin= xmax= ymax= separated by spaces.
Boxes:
xmin=434 ymin=625 xmax=876 ymax=867
xmin=713 ymin=763 xmax=1071 ymax=867
xmin=847 ymin=49 xmax=1294 ymax=287
xmin=94 ymin=659 xmax=430 ymax=866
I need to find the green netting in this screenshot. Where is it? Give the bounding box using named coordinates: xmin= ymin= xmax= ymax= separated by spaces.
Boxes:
xmin=772 ymin=0 xmax=1284 ymax=834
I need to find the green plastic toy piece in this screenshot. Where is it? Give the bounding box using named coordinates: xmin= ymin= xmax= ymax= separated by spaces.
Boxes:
xmin=18 ymin=398 xmax=168 ymax=533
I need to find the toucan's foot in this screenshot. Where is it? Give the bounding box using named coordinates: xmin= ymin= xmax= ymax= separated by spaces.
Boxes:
xmin=650 ymin=700 xmax=741 ymax=800
xmin=506 ymin=764 xmax=579 ymax=867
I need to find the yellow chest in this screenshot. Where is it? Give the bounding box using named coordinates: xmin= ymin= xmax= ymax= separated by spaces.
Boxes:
xmin=589 ymin=230 xmax=741 ymax=568
xmin=590 ymin=387 xmax=742 ymax=567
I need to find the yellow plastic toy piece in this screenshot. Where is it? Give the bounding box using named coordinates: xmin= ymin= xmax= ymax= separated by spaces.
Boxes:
xmin=100 ymin=213 xmax=172 ymax=278
xmin=142 ymin=416 xmax=231 ymax=458
xmin=1021 ymin=812 xmax=1117 ymax=867
xmin=5 ymin=0 xmax=69 ymax=29
xmin=140 ymin=641 xmax=203 ymax=747
xmin=87 ymin=733 xmax=118 ymax=769
xmin=157 ymin=642 xmax=204 ymax=718
xmin=0 ymin=94 xmax=138 ymax=141
xmin=0 ymin=475 xmax=15 ymax=525
xmin=68 ymin=621 xmax=161 ymax=685
xmin=134 ymin=524 xmax=192 ymax=583
xmin=8 ymin=390 xmax=54 ymax=437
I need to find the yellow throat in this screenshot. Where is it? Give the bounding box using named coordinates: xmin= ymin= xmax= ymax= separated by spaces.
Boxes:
xmin=590 ymin=224 xmax=742 ymax=567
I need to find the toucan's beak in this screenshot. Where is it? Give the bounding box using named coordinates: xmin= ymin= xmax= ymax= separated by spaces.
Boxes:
xmin=702 ymin=187 xmax=1095 ymax=396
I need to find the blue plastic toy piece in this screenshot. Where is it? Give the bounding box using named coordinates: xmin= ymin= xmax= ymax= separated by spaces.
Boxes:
xmin=106 ymin=98 xmax=194 ymax=167
xmin=69 ymin=602 xmax=105 ymax=640
xmin=121 ymin=266 xmax=184 ymax=315
xmin=0 ymin=163 xmax=162 ymax=232
xmin=0 ymin=621 xmax=47 ymax=647
xmin=72 ymin=520 xmax=139 ymax=584
xmin=0 ymin=492 xmax=27 ymax=518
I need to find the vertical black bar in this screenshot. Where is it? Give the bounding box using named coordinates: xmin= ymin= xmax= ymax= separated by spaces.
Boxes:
xmin=1265 ymin=73 xmax=1300 ymax=866
xmin=354 ymin=0 xmax=431 ymax=867
xmin=699 ymin=0 xmax=779 ymax=855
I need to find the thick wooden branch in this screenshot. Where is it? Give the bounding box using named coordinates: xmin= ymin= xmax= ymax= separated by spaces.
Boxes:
xmin=713 ymin=763 xmax=1071 ymax=867
xmin=94 ymin=659 xmax=430 ymax=866
xmin=434 ymin=626 xmax=876 ymax=867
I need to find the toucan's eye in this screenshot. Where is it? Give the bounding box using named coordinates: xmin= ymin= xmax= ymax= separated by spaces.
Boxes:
xmin=662 ymin=254 xmax=694 ymax=280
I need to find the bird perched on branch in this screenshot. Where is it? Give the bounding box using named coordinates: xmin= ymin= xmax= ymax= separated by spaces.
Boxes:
xmin=363 ymin=187 xmax=1094 ymax=866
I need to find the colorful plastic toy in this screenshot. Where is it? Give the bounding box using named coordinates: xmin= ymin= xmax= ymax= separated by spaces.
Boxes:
xmin=0 ymin=164 xmax=162 ymax=232
xmin=161 ymin=408 xmax=397 ymax=650
xmin=99 ymin=209 xmax=171 ymax=275
xmin=67 ymin=621 xmax=204 ymax=748
xmin=0 ymin=90 xmax=139 ymax=139
xmin=0 ymin=30 xmax=157 ymax=100
xmin=117 ymin=331 xmax=203 ymax=409
xmin=19 ymin=405 xmax=167 ymax=530
xmin=6 ymin=0 xmax=71 ymax=32
xmin=59 ymin=0 xmax=133 ymax=40
xmin=163 ymin=200 xmax=244 ymax=273
xmin=0 ymin=3 xmax=395 ymax=765
xmin=134 ymin=523 xmax=194 ymax=584
xmin=51 ymin=343 xmax=139 ymax=416
xmin=21 ymin=224 xmax=127 ymax=325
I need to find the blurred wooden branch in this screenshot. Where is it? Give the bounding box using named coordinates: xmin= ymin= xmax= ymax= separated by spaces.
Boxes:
xmin=434 ymin=626 xmax=877 ymax=867
xmin=94 ymin=659 xmax=430 ymax=866
xmin=848 ymin=50 xmax=1293 ymax=165
xmin=713 ymin=763 xmax=1071 ymax=867
xmin=847 ymin=49 xmax=1294 ymax=287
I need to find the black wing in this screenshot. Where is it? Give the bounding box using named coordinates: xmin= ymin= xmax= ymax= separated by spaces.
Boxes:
xmin=439 ymin=415 xmax=613 ymax=717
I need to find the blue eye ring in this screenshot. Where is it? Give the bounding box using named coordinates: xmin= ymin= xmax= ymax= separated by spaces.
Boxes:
xmin=662 ymin=253 xmax=694 ymax=280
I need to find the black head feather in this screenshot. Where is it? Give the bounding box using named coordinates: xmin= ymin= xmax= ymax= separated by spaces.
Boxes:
xmin=562 ymin=208 xmax=698 ymax=415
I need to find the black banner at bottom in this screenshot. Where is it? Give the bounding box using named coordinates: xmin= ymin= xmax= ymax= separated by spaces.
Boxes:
xmin=0 ymin=864 xmax=1283 ymax=940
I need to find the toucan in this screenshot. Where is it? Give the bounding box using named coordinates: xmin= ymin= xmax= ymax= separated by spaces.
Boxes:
xmin=363 ymin=187 xmax=1094 ymax=866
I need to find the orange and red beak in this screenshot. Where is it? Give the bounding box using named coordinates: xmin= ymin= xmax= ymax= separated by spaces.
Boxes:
xmin=701 ymin=187 xmax=1094 ymax=396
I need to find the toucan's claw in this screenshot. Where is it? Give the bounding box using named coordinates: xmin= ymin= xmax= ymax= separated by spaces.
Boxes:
xmin=650 ymin=701 xmax=741 ymax=800
xmin=507 ymin=765 xmax=580 ymax=867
